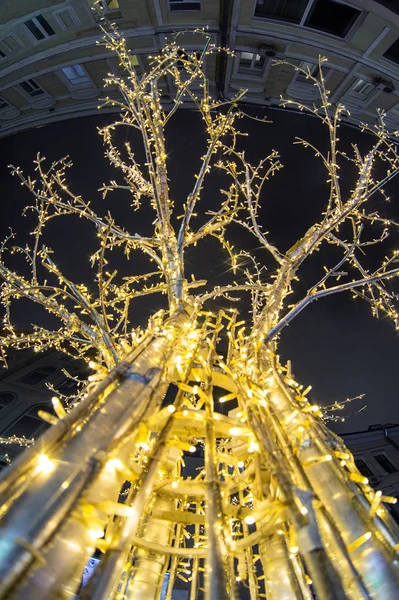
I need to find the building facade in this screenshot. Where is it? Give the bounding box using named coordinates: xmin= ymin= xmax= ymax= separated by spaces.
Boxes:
xmin=342 ymin=423 xmax=399 ymax=519
xmin=0 ymin=1 xmax=398 ymax=137
xmin=0 ymin=347 xmax=85 ymax=465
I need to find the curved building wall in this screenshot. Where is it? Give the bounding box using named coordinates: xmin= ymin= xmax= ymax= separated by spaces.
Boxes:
xmin=0 ymin=1 xmax=397 ymax=137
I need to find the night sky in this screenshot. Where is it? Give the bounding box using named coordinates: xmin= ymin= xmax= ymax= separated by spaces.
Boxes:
xmin=0 ymin=105 xmax=398 ymax=434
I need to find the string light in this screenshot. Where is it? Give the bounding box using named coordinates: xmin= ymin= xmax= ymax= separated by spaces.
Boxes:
xmin=0 ymin=22 xmax=397 ymax=600
xmin=36 ymin=454 xmax=54 ymax=475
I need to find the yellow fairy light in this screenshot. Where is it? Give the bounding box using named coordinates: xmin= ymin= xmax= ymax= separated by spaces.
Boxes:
xmin=248 ymin=439 xmax=260 ymax=453
xmin=52 ymin=397 xmax=66 ymax=419
xmin=36 ymin=454 xmax=55 ymax=475
xmin=0 ymin=28 xmax=398 ymax=600
xmin=244 ymin=515 xmax=255 ymax=525
xmin=105 ymin=458 xmax=123 ymax=472
xmin=229 ymin=427 xmax=242 ymax=436
xmin=349 ymin=472 xmax=369 ymax=485
xmin=88 ymin=526 xmax=105 ymax=541
xmin=302 ymin=454 xmax=332 ymax=467
xmin=347 ymin=532 xmax=372 ymax=553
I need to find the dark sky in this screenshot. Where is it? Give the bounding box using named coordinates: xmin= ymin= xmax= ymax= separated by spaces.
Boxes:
xmin=0 ymin=106 xmax=398 ymax=434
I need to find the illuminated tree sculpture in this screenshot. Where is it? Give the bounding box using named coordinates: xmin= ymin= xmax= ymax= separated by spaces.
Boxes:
xmin=0 ymin=24 xmax=399 ymax=600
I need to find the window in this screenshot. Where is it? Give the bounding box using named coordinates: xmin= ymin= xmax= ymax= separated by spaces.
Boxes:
xmin=19 ymin=79 xmax=45 ymax=98
xmin=375 ymin=454 xmax=397 ymax=474
xmin=100 ymin=0 xmax=120 ymax=10
xmin=239 ymin=52 xmax=265 ymax=71
xmin=169 ymin=0 xmax=201 ymax=11
xmin=0 ymin=97 xmax=19 ymax=120
xmin=0 ymin=456 xmax=10 ymax=470
xmin=304 ymin=0 xmax=361 ymax=38
xmin=56 ymin=371 xmax=86 ymax=395
xmin=0 ymin=49 xmax=5 ymax=58
xmin=355 ymin=459 xmax=374 ymax=479
xmin=54 ymin=8 xmax=80 ymax=30
xmin=348 ymin=78 xmax=374 ymax=99
xmin=5 ymin=406 xmax=50 ymax=439
xmin=62 ymin=64 xmax=90 ymax=86
xmin=386 ymin=103 xmax=399 ymax=129
xmin=0 ymin=393 xmax=14 ymax=409
xmin=255 ymin=0 xmax=361 ymax=37
xmin=175 ymin=49 xmax=201 ymax=69
xmin=255 ymin=0 xmax=308 ymax=23
xmin=19 ymin=366 xmax=56 ymax=386
xmin=383 ymin=39 xmax=399 ymax=65
xmin=296 ymin=62 xmax=320 ymax=83
xmin=25 ymin=15 xmax=55 ymax=41
xmin=2 ymin=35 xmax=23 ymax=53
xmin=130 ymin=55 xmax=139 ymax=67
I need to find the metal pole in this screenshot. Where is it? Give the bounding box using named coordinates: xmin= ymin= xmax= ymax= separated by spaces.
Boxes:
xmin=0 ymin=312 xmax=188 ymax=599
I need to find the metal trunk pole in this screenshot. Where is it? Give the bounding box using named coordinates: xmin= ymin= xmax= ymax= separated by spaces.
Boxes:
xmin=0 ymin=311 xmax=189 ymax=599
xmin=262 ymin=353 xmax=399 ymax=599
xmin=261 ymin=534 xmax=303 ymax=600
xmin=123 ymin=495 xmax=176 ymax=600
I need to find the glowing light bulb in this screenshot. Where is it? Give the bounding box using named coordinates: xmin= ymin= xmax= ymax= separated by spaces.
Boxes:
xmin=229 ymin=427 xmax=241 ymax=436
xmin=88 ymin=526 xmax=104 ymax=540
xmin=244 ymin=515 xmax=255 ymax=525
xmin=37 ymin=454 xmax=54 ymax=475
xmin=167 ymin=405 xmax=176 ymax=413
xmin=105 ymin=458 xmax=123 ymax=472
xmin=248 ymin=439 xmax=259 ymax=453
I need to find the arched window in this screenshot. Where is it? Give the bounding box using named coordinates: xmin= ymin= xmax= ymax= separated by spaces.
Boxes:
xmin=19 ymin=366 xmax=57 ymax=386
xmin=4 ymin=405 xmax=53 ymax=439
xmin=0 ymin=392 xmax=15 ymax=410
xmin=56 ymin=371 xmax=87 ymax=395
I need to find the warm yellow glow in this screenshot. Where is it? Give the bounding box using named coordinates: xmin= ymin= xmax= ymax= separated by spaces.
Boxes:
xmin=105 ymin=458 xmax=123 ymax=472
xmin=229 ymin=427 xmax=242 ymax=436
xmin=347 ymin=532 xmax=372 ymax=553
xmin=244 ymin=515 xmax=255 ymax=525
xmin=88 ymin=527 xmax=104 ymax=541
xmin=0 ymin=26 xmax=398 ymax=600
xmin=36 ymin=454 xmax=55 ymax=475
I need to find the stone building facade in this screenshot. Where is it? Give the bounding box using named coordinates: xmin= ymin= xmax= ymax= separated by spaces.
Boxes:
xmin=0 ymin=1 xmax=398 ymax=137
xmin=342 ymin=423 xmax=399 ymax=512
xmin=0 ymin=348 xmax=85 ymax=465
